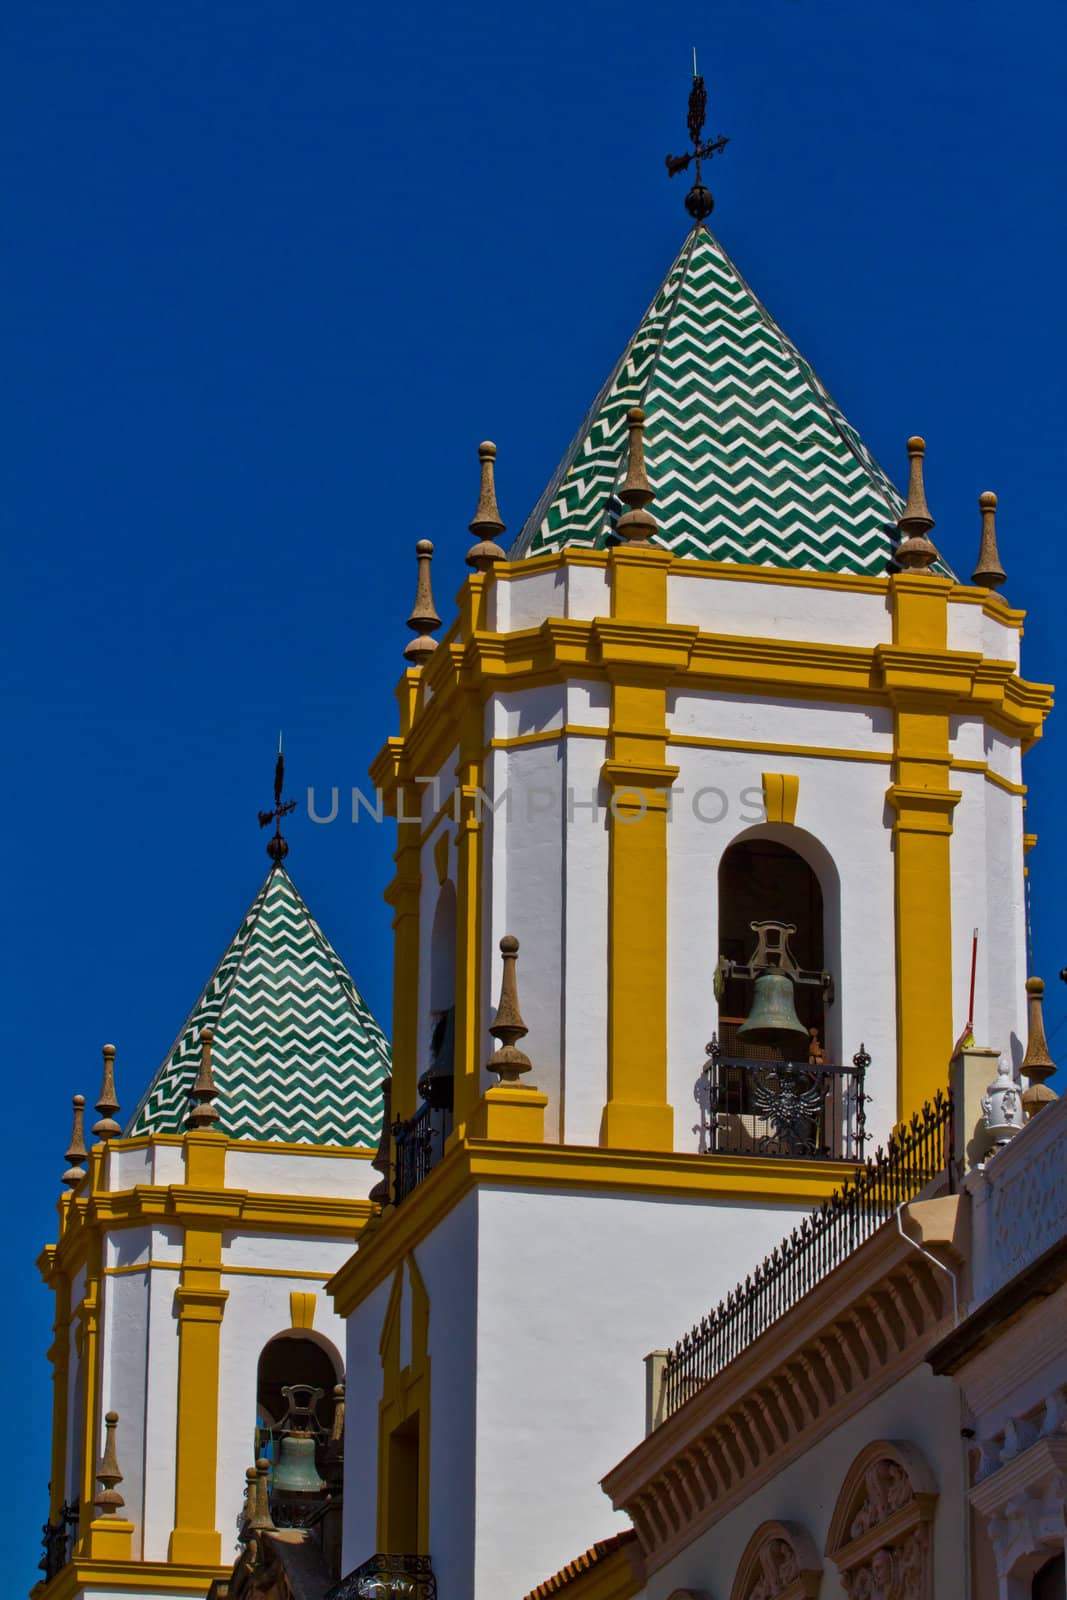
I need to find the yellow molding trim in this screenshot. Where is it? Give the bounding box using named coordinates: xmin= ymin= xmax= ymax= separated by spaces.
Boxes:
xmin=489 ymin=723 xmax=608 ymax=751
xmin=330 ymin=1139 xmax=856 ymax=1315
xmin=949 ymin=758 xmax=1027 ymax=796
xmin=492 ymin=546 xmax=894 ymax=597
xmin=669 ymin=732 xmax=892 ymax=764
xmin=103 ymin=1260 xmax=337 ymax=1281
xmin=34 ymin=1557 xmax=229 ymax=1599
xmin=376 ymin=619 xmax=1051 ymax=798
xmin=101 ymin=1133 xmax=375 ymax=1158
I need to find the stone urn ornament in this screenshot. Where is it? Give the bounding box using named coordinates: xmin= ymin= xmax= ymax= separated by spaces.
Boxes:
xmin=981 ymin=1056 xmax=1023 ymax=1146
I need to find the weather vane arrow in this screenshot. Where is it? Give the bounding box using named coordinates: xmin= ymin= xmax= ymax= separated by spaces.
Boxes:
xmin=665 ymin=48 xmax=729 ymax=222
xmin=259 ymin=732 xmax=297 ymax=863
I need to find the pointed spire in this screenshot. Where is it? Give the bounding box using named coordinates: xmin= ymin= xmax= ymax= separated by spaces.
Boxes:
xmin=467 ymin=441 xmax=507 ymax=571
xmin=404 ymin=541 xmax=441 ymax=663
xmin=896 ymin=436 xmax=940 ymax=572
xmin=972 ymin=491 xmax=1007 ymax=589
xmin=62 ymin=1095 xmax=87 ymax=1189
xmin=1021 ymin=976 xmax=1058 ymax=1115
xmin=187 ymin=1026 xmax=220 ymax=1131
xmin=487 ymin=935 xmax=532 ymax=1083
xmin=616 ymin=408 xmax=658 ymax=547
xmin=93 ymin=1412 xmax=125 ymax=1517
xmin=92 ymin=1044 xmax=122 ymax=1141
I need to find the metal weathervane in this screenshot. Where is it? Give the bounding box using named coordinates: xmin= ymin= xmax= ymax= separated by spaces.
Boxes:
xmin=259 ymin=733 xmax=297 ymax=862
xmin=665 ymin=49 xmax=729 ymax=222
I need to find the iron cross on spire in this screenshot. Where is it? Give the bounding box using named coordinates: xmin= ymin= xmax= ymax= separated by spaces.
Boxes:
xmin=259 ymin=733 xmax=297 ymax=862
xmin=665 ymin=49 xmax=729 ymax=222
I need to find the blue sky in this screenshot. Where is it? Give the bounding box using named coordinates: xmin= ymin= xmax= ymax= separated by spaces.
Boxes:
xmin=5 ymin=0 xmax=1065 ymax=1578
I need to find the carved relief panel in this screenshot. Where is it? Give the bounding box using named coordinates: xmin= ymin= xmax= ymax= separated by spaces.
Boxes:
xmin=826 ymin=1441 xmax=938 ymax=1599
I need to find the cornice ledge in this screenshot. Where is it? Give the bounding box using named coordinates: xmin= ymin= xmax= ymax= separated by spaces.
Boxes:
xmin=601 ymin=1223 xmax=951 ymax=1560
xmin=873 ymin=644 xmax=979 ymax=699
xmin=591 ymin=617 xmax=698 ymax=671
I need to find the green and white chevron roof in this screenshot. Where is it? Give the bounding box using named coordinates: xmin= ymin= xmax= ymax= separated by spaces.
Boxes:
xmin=511 ymin=223 xmax=951 ymax=576
xmin=126 ymin=863 xmax=390 ymax=1147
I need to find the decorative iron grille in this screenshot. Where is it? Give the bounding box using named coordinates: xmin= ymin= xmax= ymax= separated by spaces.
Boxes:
xmin=329 ymin=1552 xmax=437 ymax=1598
xmin=392 ymin=1103 xmax=449 ymax=1205
xmin=39 ymin=1501 xmax=79 ymax=1581
xmin=663 ymin=1089 xmax=953 ymax=1418
xmin=696 ymin=1038 xmax=869 ymax=1160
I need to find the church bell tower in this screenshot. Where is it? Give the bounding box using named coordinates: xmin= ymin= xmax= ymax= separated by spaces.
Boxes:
xmin=330 ymin=72 xmax=1050 ymax=1600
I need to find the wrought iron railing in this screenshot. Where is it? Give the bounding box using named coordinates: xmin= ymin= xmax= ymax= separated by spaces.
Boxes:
xmin=329 ymin=1552 xmax=437 ymax=1598
xmin=695 ymin=1037 xmax=869 ymax=1161
xmin=39 ymin=1501 xmax=79 ymax=1581
xmin=662 ymin=1089 xmax=953 ymax=1418
xmin=392 ymin=1103 xmax=450 ymax=1205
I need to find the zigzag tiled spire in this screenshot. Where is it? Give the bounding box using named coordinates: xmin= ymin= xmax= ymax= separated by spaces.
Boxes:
xmin=126 ymin=864 xmax=390 ymax=1146
xmin=511 ymin=224 xmax=952 ymax=577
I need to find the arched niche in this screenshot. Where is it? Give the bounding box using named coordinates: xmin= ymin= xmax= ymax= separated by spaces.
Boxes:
xmin=426 ymin=881 xmax=457 ymax=1093
xmin=717 ymin=823 xmax=841 ymax=1063
xmin=256 ymin=1328 xmax=343 ymax=1443
xmin=729 ymin=1519 xmax=822 ymax=1600
xmin=825 ymin=1439 xmax=938 ymax=1599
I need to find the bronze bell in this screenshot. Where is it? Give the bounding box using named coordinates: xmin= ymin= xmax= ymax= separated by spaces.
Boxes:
xmin=271 ymin=1431 xmax=325 ymax=1496
xmin=738 ymin=970 xmax=810 ymax=1058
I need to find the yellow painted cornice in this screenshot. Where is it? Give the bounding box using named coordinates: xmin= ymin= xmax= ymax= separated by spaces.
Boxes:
xmin=372 ymin=616 xmax=1052 ymax=796
xmin=329 ymin=1137 xmax=857 ymax=1316
xmin=34 ymin=1556 xmax=228 ymax=1599
xmin=45 ymin=1184 xmax=372 ymax=1282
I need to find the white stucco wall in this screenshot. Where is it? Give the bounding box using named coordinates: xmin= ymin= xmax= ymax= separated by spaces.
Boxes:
xmin=640 ymin=1365 xmax=966 ymax=1600
xmin=471 ymin=1185 xmax=813 ymax=1600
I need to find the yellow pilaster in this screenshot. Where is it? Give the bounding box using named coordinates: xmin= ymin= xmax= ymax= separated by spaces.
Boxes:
xmin=75 ymin=1225 xmax=104 ymax=1552
xmin=46 ymin=1269 xmax=72 ymax=1522
xmin=387 ymin=777 xmax=423 ymax=1122
xmin=168 ymin=1133 xmax=229 ymax=1567
xmin=452 ymin=692 xmax=486 ymax=1134
xmin=598 ymin=548 xmax=686 ymax=1152
xmin=884 ymin=574 xmax=961 ymax=1117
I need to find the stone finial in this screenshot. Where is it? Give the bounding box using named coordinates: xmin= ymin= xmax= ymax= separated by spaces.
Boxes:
xmin=404 ymin=541 xmax=441 ymax=664
xmin=895 ymin=436 xmax=939 ymax=572
xmin=187 ymin=1026 xmax=220 ymax=1131
xmin=467 ymin=441 xmax=506 ymax=571
xmin=972 ymin=490 xmax=1007 ymax=589
xmin=93 ymin=1412 xmax=125 ymax=1517
xmin=487 ymin=935 xmax=532 ymax=1083
xmin=250 ymin=1458 xmax=274 ymax=1531
xmin=329 ymin=1381 xmax=345 ymax=1445
xmin=62 ymin=1095 xmax=88 ymax=1189
xmin=1021 ymin=976 xmax=1058 ymax=1116
xmin=615 ymin=407 xmax=657 ymax=547
xmin=92 ymin=1044 xmax=122 ymax=1141
xmin=368 ymin=1075 xmax=392 ymax=1206
xmin=243 ymin=1466 xmax=259 ymax=1529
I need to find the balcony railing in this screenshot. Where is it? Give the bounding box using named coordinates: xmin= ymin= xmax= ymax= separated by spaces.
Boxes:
xmin=329 ymin=1553 xmax=437 ymax=1598
xmin=392 ymin=1103 xmax=450 ymax=1205
xmin=38 ymin=1501 xmax=79 ymax=1582
xmin=663 ymin=1089 xmax=953 ymax=1418
xmin=696 ymin=1037 xmax=869 ymax=1162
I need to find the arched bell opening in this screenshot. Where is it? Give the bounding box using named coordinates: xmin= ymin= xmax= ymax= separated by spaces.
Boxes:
xmin=717 ymin=836 xmax=828 ymax=1061
xmin=255 ymin=1330 xmax=345 ymax=1527
xmin=701 ymin=829 xmax=862 ymax=1161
